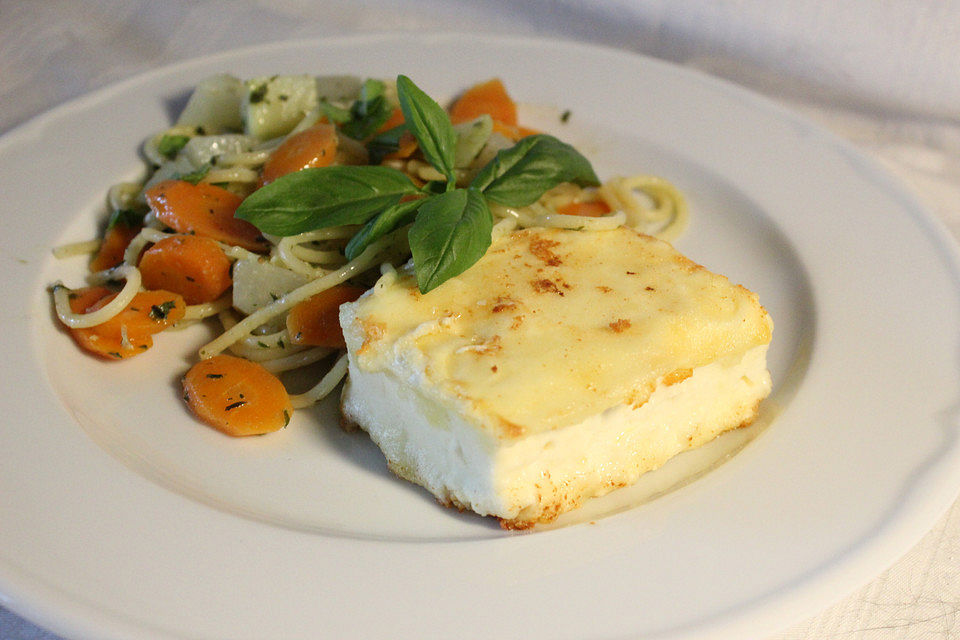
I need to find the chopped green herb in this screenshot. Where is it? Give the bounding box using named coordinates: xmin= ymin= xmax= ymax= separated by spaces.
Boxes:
xmin=206 ymin=373 xmax=223 ymax=379
xmin=157 ymin=134 xmax=191 ymax=159
xmin=339 ymin=79 xmax=393 ymax=140
xmin=283 ymin=410 xmax=291 ymax=426
xmin=149 ymin=300 xmax=177 ymax=321
xmin=560 ymin=109 xmax=572 ymax=123
xmin=106 ymin=208 xmax=145 ymax=230
xmin=224 ymin=401 xmax=246 ymax=411
xmin=365 ymin=124 xmax=407 ymax=165
xmin=174 ymin=164 xmax=211 ymax=185
xmin=249 ymin=83 xmax=268 ymax=104
xmin=318 ymin=99 xmax=352 ymax=124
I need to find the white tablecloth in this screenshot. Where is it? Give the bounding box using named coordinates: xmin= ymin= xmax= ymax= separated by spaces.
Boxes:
xmin=1 ymin=1 xmax=958 ymax=638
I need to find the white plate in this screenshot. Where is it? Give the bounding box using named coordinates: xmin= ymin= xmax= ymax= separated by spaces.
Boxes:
xmin=2 ymin=33 xmax=959 ymax=640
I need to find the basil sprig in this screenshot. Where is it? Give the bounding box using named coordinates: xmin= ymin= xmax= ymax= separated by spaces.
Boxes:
xmin=235 ymin=75 xmax=600 ymax=293
xmin=366 ymin=124 xmax=408 ymax=165
xmin=339 ymin=79 xmax=393 ymax=141
xmin=344 ymin=196 xmax=422 ymax=260
xmin=236 ymin=165 xmax=420 ymax=236
xmin=470 ymin=134 xmax=599 ymax=207
xmin=409 ymin=188 xmax=492 ymax=293
xmin=396 ymin=75 xmax=457 ymax=186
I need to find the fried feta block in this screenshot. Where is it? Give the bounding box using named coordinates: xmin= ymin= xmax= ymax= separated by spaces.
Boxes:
xmin=339 ymin=226 xmax=773 ymax=529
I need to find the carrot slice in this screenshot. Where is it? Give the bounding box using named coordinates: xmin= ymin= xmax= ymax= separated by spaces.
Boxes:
xmin=377 ymin=107 xmax=405 ymax=134
xmin=286 ymin=285 xmax=366 ymax=348
xmin=383 ymin=131 xmax=419 ymax=161
xmin=487 ymin=121 xmax=540 ymax=142
xmin=67 ymin=286 xmax=114 ymax=314
xmin=259 ymin=123 xmax=338 ymax=186
xmin=90 ymin=223 xmax=142 ymax=272
xmin=139 ymin=234 xmax=232 ymax=305
xmin=70 ymin=289 xmax=186 ymax=360
xmin=555 ymin=199 xmax=612 ymax=217
xmin=182 ymin=354 xmax=293 ymax=436
xmin=449 ymin=78 xmax=517 ymax=126
xmin=144 ymin=180 xmax=268 ymax=252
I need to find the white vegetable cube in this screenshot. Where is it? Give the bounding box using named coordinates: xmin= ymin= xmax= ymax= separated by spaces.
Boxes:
xmin=242 ymin=75 xmax=319 ymax=141
xmin=231 ymin=257 xmax=308 ymax=316
xmin=176 ymin=73 xmax=245 ymax=134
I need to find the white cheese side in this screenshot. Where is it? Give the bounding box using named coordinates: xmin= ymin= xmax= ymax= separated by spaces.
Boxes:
xmin=339 ymin=227 xmax=774 ymax=527
xmin=492 ymin=343 xmax=770 ymax=525
xmin=342 ymin=341 xmax=770 ymax=526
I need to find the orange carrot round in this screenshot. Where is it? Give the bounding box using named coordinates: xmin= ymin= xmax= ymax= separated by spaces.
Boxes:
xmin=182 ymin=355 xmax=293 ymax=436
xmin=66 ymin=286 xmax=114 ymax=314
xmin=70 ymin=289 xmax=186 ymax=360
xmin=449 ymin=78 xmax=518 ymax=126
xmin=260 ymin=123 xmax=338 ymax=186
xmin=144 ymin=180 xmax=268 ymax=252
xmin=139 ymin=234 xmax=232 ymax=305
xmin=377 ymin=107 xmax=405 ymax=134
xmin=555 ymin=199 xmax=612 ymax=217
xmin=90 ymin=223 xmax=142 ymax=272
xmin=383 ymin=131 xmax=419 ymax=161
xmin=286 ymin=285 xmax=366 ymax=348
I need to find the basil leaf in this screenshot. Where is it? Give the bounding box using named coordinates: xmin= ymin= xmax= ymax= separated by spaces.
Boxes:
xmin=174 ymin=163 xmax=211 ymax=185
xmin=396 ymin=75 xmax=457 ymax=185
xmin=420 ymin=180 xmax=448 ymax=195
xmin=341 ymin=96 xmax=391 ymax=140
xmin=157 ymin=134 xmax=191 ymax=159
xmin=345 ymin=196 xmax=423 ymax=260
xmin=470 ymin=134 xmax=599 ymax=207
xmin=236 ymin=165 xmax=420 ymax=236
xmin=340 ymin=79 xmax=392 ymax=140
xmin=366 ymin=124 xmax=407 ymax=165
xmin=106 ymin=208 xmax=145 ymax=230
xmin=318 ymin=99 xmax=351 ymax=125
xmin=357 ymin=78 xmax=385 ymax=104
xmin=409 ymin=188 xmax=492 ymax=293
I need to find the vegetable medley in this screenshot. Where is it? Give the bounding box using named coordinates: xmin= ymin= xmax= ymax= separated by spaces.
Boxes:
xmin=52 ymin=73 xmax=686 ymax=437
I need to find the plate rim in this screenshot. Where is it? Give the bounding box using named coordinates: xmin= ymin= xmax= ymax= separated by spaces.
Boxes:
xmin=2 ymin=30 xmax=960 ymax=640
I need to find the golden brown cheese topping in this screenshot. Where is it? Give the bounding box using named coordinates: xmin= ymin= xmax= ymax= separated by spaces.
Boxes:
xmin=347 ymin=227 xmax=773 ymax=440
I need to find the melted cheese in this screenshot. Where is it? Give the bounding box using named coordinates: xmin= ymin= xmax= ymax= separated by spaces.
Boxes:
xmin=342 ymin=227 xmax=772 ymax=441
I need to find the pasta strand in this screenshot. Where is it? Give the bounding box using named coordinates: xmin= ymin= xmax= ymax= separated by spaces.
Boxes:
xmin=289 ymin=353 xmax=349 ymax=408
xmin=199 ymin=231 xmax=403 ymax=359
xmin=53 ymin=265 xmax=142 ymax=328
